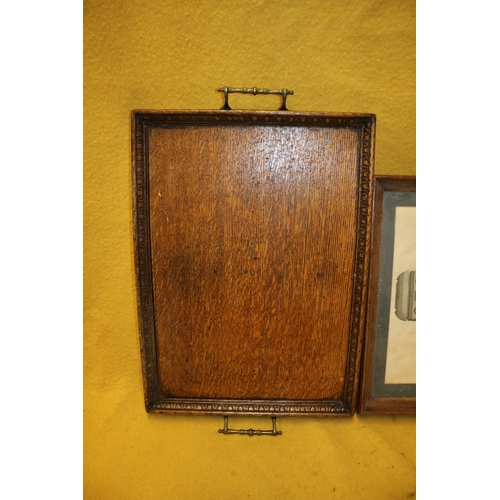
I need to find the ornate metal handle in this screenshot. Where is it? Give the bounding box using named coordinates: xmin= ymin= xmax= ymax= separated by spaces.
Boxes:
xmin=218 ymin=416 xmax=282 ymax=436
xmin=218 ymin=86 xmax=294 ymax=111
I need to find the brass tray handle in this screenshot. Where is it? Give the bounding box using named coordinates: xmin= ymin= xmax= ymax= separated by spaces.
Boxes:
xmin=218 ymin=416 xmax=282 ymax=436
xmin=218 ymin=86 xmax=294 ymax=111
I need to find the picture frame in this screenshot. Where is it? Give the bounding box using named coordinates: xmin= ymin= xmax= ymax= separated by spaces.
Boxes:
xmin=358 ymin=175 xmax=416 ymax=414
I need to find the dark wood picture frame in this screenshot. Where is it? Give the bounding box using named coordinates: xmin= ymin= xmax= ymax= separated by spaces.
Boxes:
xmin=358 ymin=175 xmax=416 ymax=414
xmin=132 ymin=109 xmax=375 ymax=417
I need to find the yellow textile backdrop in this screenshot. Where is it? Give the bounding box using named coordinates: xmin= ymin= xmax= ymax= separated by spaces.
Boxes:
xmin=84 ymin=1 xmax=416 ymax=498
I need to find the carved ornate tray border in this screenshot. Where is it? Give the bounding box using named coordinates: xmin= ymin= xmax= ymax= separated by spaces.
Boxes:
xmin=132 ymin=110 xmax=376 ymax=417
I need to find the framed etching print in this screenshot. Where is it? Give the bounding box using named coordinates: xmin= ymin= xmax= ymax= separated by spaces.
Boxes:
xmin=132 ymin=109 xmax=375 ymax=417
xmin=358 ymin=176 xmax=416 ymax=414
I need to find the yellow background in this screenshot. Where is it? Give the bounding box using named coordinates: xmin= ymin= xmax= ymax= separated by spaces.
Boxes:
xmin=84 ymin=1 xmax=416 ymax=498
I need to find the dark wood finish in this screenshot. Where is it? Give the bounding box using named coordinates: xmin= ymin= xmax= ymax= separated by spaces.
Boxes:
xmin=357 ymin=175 xmax=416 ymax=415
xmin=132 ymin=110 xmax=376 ymax=416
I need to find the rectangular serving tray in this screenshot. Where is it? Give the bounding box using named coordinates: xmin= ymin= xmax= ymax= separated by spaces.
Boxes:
xmin=132 ymin=109 xmax=375 ymax=416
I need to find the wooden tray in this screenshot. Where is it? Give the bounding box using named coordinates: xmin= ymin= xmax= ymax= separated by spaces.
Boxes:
xmin=132 ymin=109 xmax=375 ymax=416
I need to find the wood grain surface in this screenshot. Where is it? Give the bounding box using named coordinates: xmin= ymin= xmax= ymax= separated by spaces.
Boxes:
xmin=133 ymin=110 xmax=375 ymax=416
